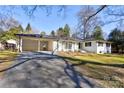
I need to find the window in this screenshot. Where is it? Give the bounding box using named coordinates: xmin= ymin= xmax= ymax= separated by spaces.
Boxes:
xmin=65 ymin=42 xmax=68 ymax=49
xmin=65 ymin=42 xmax=72 ymax=49
xmin=106 ymin=43 xmax=110 ymax=47
xmin=85 ymin=42 xmax=91 ymax=47
xmin=98 ymin=42 xmax=103 ymax=46
xmin=68 ymin=43 xmax=72 ymax=49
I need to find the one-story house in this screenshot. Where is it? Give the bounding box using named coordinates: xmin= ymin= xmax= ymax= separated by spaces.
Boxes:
xmin=16 ymin=34 xmax=112 ymax=54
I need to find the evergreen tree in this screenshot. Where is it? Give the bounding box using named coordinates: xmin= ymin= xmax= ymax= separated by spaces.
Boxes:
xmin=57 ymin=27 xmax=64 ymax=37
xmin=56 ymin=24 xmax=70 ymax=37
xmin=63 ymin=24 xmax=70 ymax=37
xmin=93 ymin=26 xmax=104 ymax=40
xmin=25 ymin=23 xmax=33 ymax=34
xmin=50 ymin=30 xmax=55 ymax=36
xmin=18 ymin=25 xmax=24 ymax=33
xmin=40 ymin=31 xmax=46 ymax=36
xmin=108 ymin=28 xmax=122 ymax=53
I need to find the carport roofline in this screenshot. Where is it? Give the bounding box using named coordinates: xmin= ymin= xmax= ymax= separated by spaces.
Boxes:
xmin=15 ymin=34 xmax=80 ymax=42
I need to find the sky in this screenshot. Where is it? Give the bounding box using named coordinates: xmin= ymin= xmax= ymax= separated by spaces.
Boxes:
xmin=0 ymin=5 xmax=117 ymax=35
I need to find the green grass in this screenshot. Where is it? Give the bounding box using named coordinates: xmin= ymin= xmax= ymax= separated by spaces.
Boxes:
xmin=0 ymin=51 xmax=18 ymax=77
xmin=59 ymin=53 xmax=124 ymax=87
xmin=75 ymin=54 xmax=124 ymax=64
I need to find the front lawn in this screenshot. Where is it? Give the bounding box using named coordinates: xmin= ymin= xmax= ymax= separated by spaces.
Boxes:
xmin=0 ymin=51 xmax=18 ymax=78
xmin=75 ymin=53 xmax=124 ymax=64
xmin=58 ymin=52 xmax=124 ymax=87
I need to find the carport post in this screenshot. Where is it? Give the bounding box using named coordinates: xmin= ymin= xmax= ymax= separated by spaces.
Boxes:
xmin=18 ymin=36 xmax=22 ymax=52
xmin=38 ymin=39 xmax=40 ymax=52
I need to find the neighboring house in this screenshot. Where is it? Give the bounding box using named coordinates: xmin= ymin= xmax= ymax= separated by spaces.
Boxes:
xmin=6 ymin=39 xmax=18 ymax=50
xmin=0 ymin=39 xmax=18 ymax=51
xmin=0 ymin=42 xmax=4 ymax=50
xmin=16 ymin=34 xmax=112 ymax=54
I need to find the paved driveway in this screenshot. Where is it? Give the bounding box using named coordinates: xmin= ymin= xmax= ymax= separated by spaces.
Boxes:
xmin=0 ymin=52 xmax=99 ymax=88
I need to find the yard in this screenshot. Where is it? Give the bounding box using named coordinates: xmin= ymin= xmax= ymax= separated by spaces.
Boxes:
xmin=0 ymin=51 xmax=124 ymax=87
xmin=0 ymin=51 xmax=18 ymax=78
xmin=58 ymin=52 xmax=124 ymax=88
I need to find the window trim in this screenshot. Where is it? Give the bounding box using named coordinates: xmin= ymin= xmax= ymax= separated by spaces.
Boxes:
xmin=106 ymin=43 xmax=110 ymax=47
xmin=85 ymin=42 xmax=92 ymax=47
xmin=98 ymin=42 xmax=103 ymax=47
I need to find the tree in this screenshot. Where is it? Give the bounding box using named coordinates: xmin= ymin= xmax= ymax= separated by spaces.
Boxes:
xmin=40 ymin=31 xmax=46 ymax=36
xmin=56 ymin=27 xmax=64 ymax=37
xmin=56 ymin=24 xmax=70 ymax=37
xmin=77 ymin=6 xmax=103 ymax=39
xmin=120 ymin=31 xmax=124 ymax=53
xmin=63 ymin=24 xmax=70 ymax=37
xmin=18 ymin=25 xmax=24 ymax=33
xmin=50 ymin=30 xmax=55 ymax=36
xmin=77 ymin=5 xmax=107 ymax=39
xmin=0 ymin=17 xmax=19 ymax=30
xmin=108 ymin=28 xmax=121 ymax=42
xmin=21 ymin=5 xmax=67 ymax=17
xmin=0 ymin=26 xmax=21 ymax=42
xmin=25 ymin=23 xmax=33 ymax=34
xmin=92 ymin=26 xmax=104 ymax=40
xmin=102 ymin=6 xmax=124 ymax=27
xmin=108 ymin=28 xmax=122 ymax=53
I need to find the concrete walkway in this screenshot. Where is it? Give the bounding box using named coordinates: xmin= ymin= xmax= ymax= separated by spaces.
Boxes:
xmin=0 ymin=52 xmax=100 ymax=88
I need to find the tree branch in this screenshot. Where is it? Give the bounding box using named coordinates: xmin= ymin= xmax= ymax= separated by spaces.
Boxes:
xmin=86 ymin=5 xmax=107 ymax=23
xmin=102 ymin=18 xmax=124 ymax=26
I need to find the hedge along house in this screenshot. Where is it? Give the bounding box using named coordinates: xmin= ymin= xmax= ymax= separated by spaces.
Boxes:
xmin=16 ymin=34 xmax=80 ymax=53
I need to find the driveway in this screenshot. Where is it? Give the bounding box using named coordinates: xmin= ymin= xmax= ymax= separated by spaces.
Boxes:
xmin=0 ymin=52 xmax=100 ymax=88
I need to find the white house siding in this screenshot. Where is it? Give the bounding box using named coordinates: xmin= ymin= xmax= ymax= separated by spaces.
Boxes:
xmin=97 ymin=43 xmax=106 ymax=54
xmin=52 ymin=40 xmax=79 ymax=52
xmin=82 ymin=41 xmax=97 ymax=53
xmin=18 ymin=35 xmax=111 ymax=54
xmin=53 ymin=41 xmax=58 ymax=51
xmin=105 ymin=43 xmax=111 ymax=53
xmin=75 ymin=43 xmax=79 ymax=51
xmin=58 ymin=41 xmax=63 ymax=51
xmin=19 ymin=38 xmax=22 ymax=52
xmin=106 ymin=45 xmax=111 ymax=53
xmin=82 ymin=41 xmax=111 ymax=54
xmin=97 ymin=42 xmax=111 ymax=54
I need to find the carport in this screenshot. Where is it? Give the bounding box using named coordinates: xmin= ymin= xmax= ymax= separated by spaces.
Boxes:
xmin=16 ymin=34 xmax=53 ymax=52
xmin=22 ymin=38 xmax=52 ymax=52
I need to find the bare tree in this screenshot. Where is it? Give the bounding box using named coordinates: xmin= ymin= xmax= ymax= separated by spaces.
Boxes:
xmin=78 ymin=6 xmax=101 ymax=39
xmin=0 ymin=16 xmax=19 ymax=30
xmin=21 ymin=5 xmax=67 ymax=17
xmin=0 ymin=6 xmax=20 ymax=30
xmin=103 ymin=6 xmax=124 ymax=30
xmin=0 ymin=5 xmax=67 ymax=30
xmin=77 ymin=5 xmax=107 ymax=39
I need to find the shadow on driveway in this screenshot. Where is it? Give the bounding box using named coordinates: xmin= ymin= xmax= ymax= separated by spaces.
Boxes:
xmin=0 ymin=52 xmax=101 ymax=88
